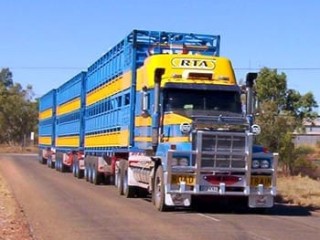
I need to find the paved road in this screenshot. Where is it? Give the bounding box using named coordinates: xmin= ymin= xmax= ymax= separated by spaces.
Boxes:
xmin=0 ymin=153 xmax=319 ymax=240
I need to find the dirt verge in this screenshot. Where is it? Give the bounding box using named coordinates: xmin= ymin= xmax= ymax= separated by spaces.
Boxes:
xmin=0 ymin=172 xmax=33 ymax=240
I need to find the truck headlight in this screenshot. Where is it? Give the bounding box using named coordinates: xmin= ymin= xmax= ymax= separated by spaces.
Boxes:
xmin=172 ymin=157 xmax=189 ymax=166
xmin=252 ymin=160 xmax=260 ymax=168
xmin=261 ymin=160 xmax=270 ymax=168
xmin=171 ymin=158 xmax=178 ymax=166
xmin=179 ymin=157 xmax=189 ymax=166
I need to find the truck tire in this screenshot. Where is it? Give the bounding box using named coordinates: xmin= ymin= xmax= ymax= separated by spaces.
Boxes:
xmin=92 ymin=165 xmax=101 ymax=185
xmin=51 ymin=158 xmax=55 ymax=169
xmin=61 ymin=162 xmax=67 ymax=173
xmin=56 ymin=158 xmax=60 ymax=171
xmin=55 ymin=158 xmax=59 ymax=171
xmin=104 ymin=175 xmax=114 ymax=185
xmin=39 ymin=156 xmax=47 ymax=165
xmin=116 ymin=160 xmax=126 ymax=195
xmin=88 ymin=164 xmax=93 ymax=183
xmin=153 ymin=166 xmax=168 ymax=211
xmin=72 ymin=159 xmax=77 ymax=177
xmin=75 ymin=159 xmax=84 ymax=179
xmin=123 ymin=162 xmax=136 ymax=198
xmin=56 ymin=158 xmax=62 ymax=172
xmin=85 ymin=164 xmax=90 ymax=182
xmin=77 ymin=168 xmax=84 ymax=179
xmin=47 ymin=157 xmax=55 ymax=169
xmin=47 ymin=157 xmax=51 ymax=168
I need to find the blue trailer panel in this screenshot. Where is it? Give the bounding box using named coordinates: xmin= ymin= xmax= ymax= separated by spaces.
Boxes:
xmin=38 ymin=89 xmax=56 ymax=147
xmin=55 ymin=72 xmax=86 ymax=150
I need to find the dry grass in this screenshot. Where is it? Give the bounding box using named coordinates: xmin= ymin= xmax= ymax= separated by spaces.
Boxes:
xmin=277 ymin=175 xmax=320 ymax=209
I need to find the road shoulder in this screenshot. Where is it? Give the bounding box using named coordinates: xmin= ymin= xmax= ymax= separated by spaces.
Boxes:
xmin=0 ymin=169 xmax=33 ymax=239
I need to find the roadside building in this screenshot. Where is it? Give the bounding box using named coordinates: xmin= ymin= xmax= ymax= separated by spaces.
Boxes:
xmin=293 ymin=117 xmax=320 ymax=146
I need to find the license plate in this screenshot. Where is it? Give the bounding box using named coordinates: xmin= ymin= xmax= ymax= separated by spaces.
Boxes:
xmin=250 ymin=176 xmax=272 ymax=187
xmin=171 ymin=175 xmax=195 ymax=186
xmin=200 ymin=186 xmax=219 ymax=192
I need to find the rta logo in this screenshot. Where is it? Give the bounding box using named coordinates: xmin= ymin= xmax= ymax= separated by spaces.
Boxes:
xmin=172 ymin=58 xmax=215 ymax=69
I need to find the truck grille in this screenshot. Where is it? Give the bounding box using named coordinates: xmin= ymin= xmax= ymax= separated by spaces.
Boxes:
xmin=193 ymin=131 xmax=247 ymax=169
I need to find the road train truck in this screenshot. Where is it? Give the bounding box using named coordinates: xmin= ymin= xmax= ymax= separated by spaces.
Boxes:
xmin=38 ymin=30 xmax=278 ymax=211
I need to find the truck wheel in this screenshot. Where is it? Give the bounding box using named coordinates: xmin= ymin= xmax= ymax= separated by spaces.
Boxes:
xmin=88 ymin=165 xmax=93 ymax=183
xmin=123 ymin=163 xmax=136 ymax=198
xmin=49 ymin=158 xmax=55 ymax=169
xmin=92 ymin=166 xmax=101 ymax=185
xmin=77 ymin=169 xmax=84 ymax=179
xmin=57 ymin=159 xmax=60 ymax=171
xmin=104 ymin=175 xmax=114 ymax=185
xmin=55 ymin=158 xmax=59 ymax=171
xmin=61 ymin=163 xmax=66 ymax=173
xmin=85 ymin=165 xmax=89 ymax=182
xmin=153 ymin=166 xmax=168 ymax=211
xmin=47 ymin=158 xmax=51 ymax=167
xmin=76 ymin=161 xmax=84 ymax=179
xmin=72 ymin=160 xmax=77 ymax=177
xmin=40 ymin=157 xmax=47 ymax=165
xmin=116 ymin=169 xmax=123 ymax=195
xmin=116 ymin=160 xmax=126 ymax=195
xmin=84 ymin=164 xmax=90 ymax=182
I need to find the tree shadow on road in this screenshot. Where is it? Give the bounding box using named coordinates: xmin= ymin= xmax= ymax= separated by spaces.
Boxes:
xmin=174 ymin=198 xmax=318 ymax=217
xmin=266 ymin=203 xmax=319 ymax=217
xmin=140 ymin=195 xmax=319 ymax=217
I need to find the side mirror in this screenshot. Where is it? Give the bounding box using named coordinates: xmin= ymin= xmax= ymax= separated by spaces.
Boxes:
xmin=245 ymin=72 xmax=258 ymax=115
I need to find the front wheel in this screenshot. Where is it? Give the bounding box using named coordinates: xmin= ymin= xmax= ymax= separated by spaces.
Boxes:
xmin=153 ymin=166 xmax=168 ymax=211
xmin=123 ymin=163 xmax=136 ymax=198
xmin=116 ymin=160 xmax=126 ymax=195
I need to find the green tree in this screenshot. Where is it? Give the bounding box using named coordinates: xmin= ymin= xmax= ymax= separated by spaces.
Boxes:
xmin=0 ymin=68 xmax=13 ymax=87
xmin=255 ymin=67 xmax=287 ymax=109
xmin=0 ymin=68 xmax=38 ymax=146
xmin=255 ymin=67 xmax=318 ymax=175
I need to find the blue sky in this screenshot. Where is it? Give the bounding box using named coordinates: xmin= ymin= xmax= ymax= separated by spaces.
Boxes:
xmin=1 ymin=0 xmax=320 ymax=111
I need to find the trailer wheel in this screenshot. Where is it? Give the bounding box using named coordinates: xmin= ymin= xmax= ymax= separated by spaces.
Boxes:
xmin=61 ymin=162 xmax=67 ymax=173
xmin=47 ymin=157 xmax=51 ymax=168
xmin=85 ymin=164 xmax=90 ymax=182
xmin=47 ymin=157 xmax=54 ymax=169
xmin=55 ymin=158 xmax=59 ymax=171
xmin=92 ymin=165 xmax=101 ymax=185
xmin=72 ymin=158 xmax=77 ymax=177
xmin=88 ymin=165 xmax=93 ymax=183
xmin=104 ymin=175 xmax=114 ymax=185
xmin=50 ymin=158 xmax=55 ymax=169
xmin=75 ymin=160 xmax=84 ymax=179
xmin=153 ymin=166 xmax=167 ymax=211
xmin=77 ymin=168 xmax=84 ymax=179
xmin=57 ymin=159 xmax=61 ymax=171
xmin=40 ymin=157 xmax=47 ymax=165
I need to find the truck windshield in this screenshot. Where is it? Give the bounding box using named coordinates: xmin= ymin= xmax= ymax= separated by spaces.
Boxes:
xmin=163 ymin=89 xmax=242 ymax=116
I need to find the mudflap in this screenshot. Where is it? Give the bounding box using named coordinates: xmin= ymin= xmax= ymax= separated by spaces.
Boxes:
xmin=165 ymin=192 xmax=191 ymax=207
xmin=248 ymin=195 xmax=274 ymax=208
